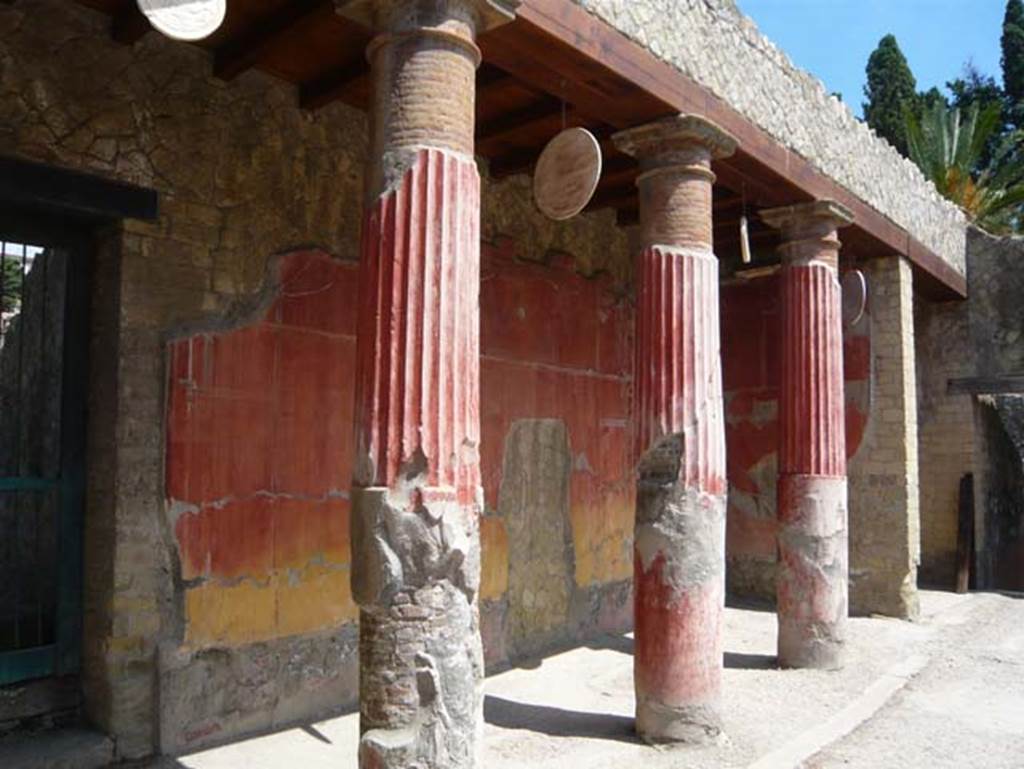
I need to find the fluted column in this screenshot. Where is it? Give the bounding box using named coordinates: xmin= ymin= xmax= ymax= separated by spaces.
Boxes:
xmin=613 ymin=116 xmax=737 ymax=744
xmin=761 ymin=200 xmax=854 ymax=670
xmin=341 ymin=1 xmax=517 ymax=766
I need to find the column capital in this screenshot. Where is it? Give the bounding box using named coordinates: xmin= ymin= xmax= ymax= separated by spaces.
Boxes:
xmin=612 ymin=115 xmax=737 ymax=164
xmin=336 ymin=0 xmax=519 ymax=34
xmin=760 ymin=199 xmax=854 ymax=236
xmin=761 ymin=199 xmax=854 ymax=267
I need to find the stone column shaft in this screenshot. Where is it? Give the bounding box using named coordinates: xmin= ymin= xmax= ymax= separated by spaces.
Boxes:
xmin=762 ymin=200 xmax=854 ymax=670
xmin=614 ymin=116 xmax=737 ymax=744
xmin=343 ymin=2 xmax=517 ymax=767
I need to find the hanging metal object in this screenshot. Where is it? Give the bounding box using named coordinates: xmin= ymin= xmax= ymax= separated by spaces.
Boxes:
xmin=136 ymin=0 xmax=227 ymax=41
xmin=533 ymin=127 xmax=603 ymax=221
xmin=739 ymin=214 xmax=752 ymax=264
xmin=842 ymin=269 xmax=867 ymax=327
xmin=738 ymin=184 xmax=752 ymax=264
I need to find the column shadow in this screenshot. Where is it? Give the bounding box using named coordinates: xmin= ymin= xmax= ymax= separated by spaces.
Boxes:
xmin=584 ymin=634 xmax=776 ymax=669
xmin=724 ymin=651 xmax=777 ymax=669
xmin=585 ymin=633 xmax=634 ymax=655
xmin=484 ymin=695 xmax=638 ymax=744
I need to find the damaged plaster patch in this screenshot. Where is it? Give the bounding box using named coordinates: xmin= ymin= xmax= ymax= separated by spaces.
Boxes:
xmin=635 ymin=434 xmax=726 ymax=588
xmin=497 ymin=419 xmax=575 ymax=656
xmin=350 ymin=484 xmax=477 ymax=608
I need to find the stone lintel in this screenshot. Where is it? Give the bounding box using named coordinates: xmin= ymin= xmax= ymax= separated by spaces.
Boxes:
xmin=760 ymin=199 xmax=854 ymax=235
xmin=336 ymin=0 xmax=519 ymax=33
xmin=612 ymin=115 xmax=737 ymax=163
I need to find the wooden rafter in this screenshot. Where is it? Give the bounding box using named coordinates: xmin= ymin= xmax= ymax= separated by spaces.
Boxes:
xmin=948 ymin=375 xmax=1024 ymax=395
xmin=300 ymin=58 xmax=369 ymax=111
xmin=214 ymin=0 xmax=329 ymax=80
xmin=476 ymin=95 xmax=564 ymax=143
xmin=111 ymin=0 xmax=150 ymax=44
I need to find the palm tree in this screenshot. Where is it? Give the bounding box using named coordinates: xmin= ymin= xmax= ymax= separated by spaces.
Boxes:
xmin=904 ymin=100 xmax=1024 ymax=234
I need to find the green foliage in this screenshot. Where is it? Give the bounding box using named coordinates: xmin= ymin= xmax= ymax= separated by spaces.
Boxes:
xmin=948 ymin=65 xmax=1002 ymax=113
xmin=863 ymin=34 xmax=918 ymax=156
xmin=920 ymin=86 xmax=949 ymax=112
xmin=1002 ymin=0 xmax=1024 ymax=106
xmin=948 ymin=63 xmax=1007 ymax=169
xmin=904 ymin=100 xmax=1024 ymax=233
xmin=1 ymin=255 xmax=22 ymax=315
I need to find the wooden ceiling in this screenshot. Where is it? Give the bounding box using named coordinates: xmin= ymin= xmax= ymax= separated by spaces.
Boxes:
xmin=72 ymin=0 xmax=964 ymax=298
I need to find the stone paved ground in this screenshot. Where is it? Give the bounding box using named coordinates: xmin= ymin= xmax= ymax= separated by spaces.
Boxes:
xmin=129 ymin=590 xmax=1022 ymax=769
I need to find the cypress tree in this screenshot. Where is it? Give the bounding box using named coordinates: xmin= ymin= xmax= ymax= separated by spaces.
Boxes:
xmin=1002 ymin=0 xmax=1024 ymax=104
xmin=863 ymin=34 xmax=918 ymax=156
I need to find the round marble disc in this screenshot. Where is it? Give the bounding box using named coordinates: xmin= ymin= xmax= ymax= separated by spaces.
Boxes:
xmin=533 ymin=127 xmax=603 ymax=221
xmin=137 ymin=0 xmax=227 ymax=42
xmin=842 ymin=269 xmax=867 ymax=327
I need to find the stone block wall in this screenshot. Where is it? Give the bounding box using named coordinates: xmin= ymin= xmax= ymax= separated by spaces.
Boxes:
xmin=847 ymin=256 xmax=920 ymax=619
xmin=573 ymin=0 xmax=967 ymax=272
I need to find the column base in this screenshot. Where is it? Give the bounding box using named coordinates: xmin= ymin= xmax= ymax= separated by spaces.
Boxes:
xmin=636 ymin=699 xmax=722 ymax=745
xmin=776 ymin=474 xmax=848 ymax=671
xmin=777 ymin=620 xmax=844 ymax=670
xmin=357 ymin=585 xmax=483 ymax=769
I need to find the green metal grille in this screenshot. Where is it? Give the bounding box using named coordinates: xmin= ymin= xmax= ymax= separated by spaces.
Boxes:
xmin=0 ymin=235 xmax=87 ymax=686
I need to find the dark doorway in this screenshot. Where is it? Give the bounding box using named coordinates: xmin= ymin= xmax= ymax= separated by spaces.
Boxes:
xmin=0 ymin=213 xmax=89 ymax=696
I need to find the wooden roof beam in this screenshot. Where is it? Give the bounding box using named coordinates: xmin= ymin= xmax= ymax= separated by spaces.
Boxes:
xmin=300 ymin=58 xmax=369 ymax=111
xmin=478 ymin=63 xmax=517 ymax=91
xmin=585 ymin=183 xmax=635 ymax=212
xmin=476 ymin=95 xmax=564 ymax=143
xmin=214 ymin=0 xmax=329 ymax=81
xmin=486 ymin=130 xmax=617 ymax=179
xmin=616 ymin=208 xmax=638 ymax=227
xmin=111 ymin=0 xmax=150 ymax=45
xmin=948 ymin=375 xmax=1024 ymax=395
xmin=301 ymin=59 xmax=511 ymax=113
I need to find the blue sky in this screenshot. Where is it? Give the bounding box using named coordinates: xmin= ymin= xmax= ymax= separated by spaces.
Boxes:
xmin=737 ymin=0 xmax=1007 ymax=117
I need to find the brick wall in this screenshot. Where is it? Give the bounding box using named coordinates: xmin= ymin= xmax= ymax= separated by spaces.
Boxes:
xmin=915 ymin=297 xmax=973 ymax=587
xmin=848 ymin=256 xmax=920 ymax=619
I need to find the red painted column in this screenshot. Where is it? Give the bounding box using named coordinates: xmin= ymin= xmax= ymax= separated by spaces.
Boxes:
xmin=340 ymin=1 xmax=518 ymax=767
xmin=614 ymin=116 xmax=737 ymax=743
xmin=762 ymin=201 xmax=854 ymax=669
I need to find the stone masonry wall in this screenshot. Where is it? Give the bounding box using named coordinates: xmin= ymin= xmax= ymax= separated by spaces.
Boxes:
xmin=2 ymin=0 xmax=367 ymax=755
xmin=915 ymin=296 xmax=974 ymax=588
xmin=916 ymin=227 xmax=1024 ymax=589
xmin=848 ymin=257 xmax=920 ymax=620
xmin=966 ymin=229 xmax=1024 ymax=377
xmin=573 ymin=0 xmax=967 ymax=272
xmin=973 ymin=395 xmax=1024 ymax=590
xmin=1 ymin=0 xmax=630 ymax=758
xmin=966 ymin=230 xmax=1024 ymax=590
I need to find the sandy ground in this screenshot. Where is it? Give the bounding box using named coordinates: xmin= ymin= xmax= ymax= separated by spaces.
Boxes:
xmin=808 ymin=591 xmax=1024 ymax=769
xmin=125 ymin=590 xmax=1024 ymax=769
